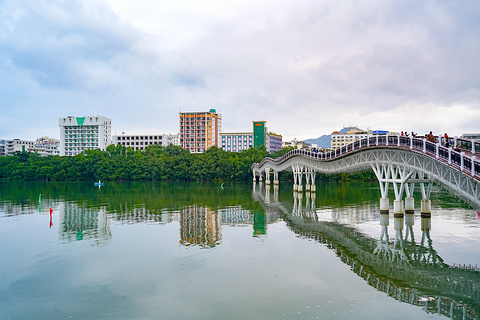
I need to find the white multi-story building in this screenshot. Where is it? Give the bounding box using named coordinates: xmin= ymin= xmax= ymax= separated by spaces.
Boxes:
xmin=172 ymin=134 xmax=180 ymax=146
xmin=112 ymin=134 xmax=177 ymax=151
xmin=220 ymin=122 xmax=282 ymax=153
xmin=29 ymin=144 xmax=60 ymax=156
xmin=331 ymin=127 xmax=369 ymax=149
xmin=0 ymin=137 xmax=59 ymax=156
xmin=0 ymin=139 xmax=35 ymax=156
xmin=220 ymin=133 xmax=253 ymax=152
xmin=59 ymin=116 xmax=111 ymax=156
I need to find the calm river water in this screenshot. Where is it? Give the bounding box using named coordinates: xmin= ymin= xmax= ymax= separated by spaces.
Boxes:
xmin=0 ymin=181 xmax=479 ymax=320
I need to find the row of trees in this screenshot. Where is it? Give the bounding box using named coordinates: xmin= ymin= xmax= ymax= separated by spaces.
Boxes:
xmin=0 ymin=144 xmax=375 ymax=182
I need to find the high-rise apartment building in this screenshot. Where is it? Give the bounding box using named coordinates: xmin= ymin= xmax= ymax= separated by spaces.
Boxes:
xmin=59 ymin=116 xmax=111 ymax=156
xmin=179 ymin=109 xmax=222 ymax=153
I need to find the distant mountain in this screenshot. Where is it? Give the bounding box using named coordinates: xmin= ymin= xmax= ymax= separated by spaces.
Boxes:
xmin=303 ymin=127 xmax=365 ymax=149
xmin=303 ymin=135 xmax=331 ymax=149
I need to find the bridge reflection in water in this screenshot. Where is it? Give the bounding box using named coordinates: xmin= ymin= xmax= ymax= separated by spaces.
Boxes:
xmin=252 ymin=182 xmax=480 ymax=320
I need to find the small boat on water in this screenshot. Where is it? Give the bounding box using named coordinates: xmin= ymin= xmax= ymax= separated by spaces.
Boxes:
xmin=94 ymin=180 xmax=104 ymax=186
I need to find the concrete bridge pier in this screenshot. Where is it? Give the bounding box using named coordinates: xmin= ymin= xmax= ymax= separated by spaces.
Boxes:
xmin=393 ymin=200 xmax=404 ymax=217
xmin=305 ymin=171 xmax=310 ymax=191
xmin=310 ymin=170 xmax=316 ymax=192
xmin=292 ymin=164 xmax=304 ymax=192
xmin=420 ymin=179 xmax=432 ymax=217
xmin=380 ymin=198 xmax=390 ymax=214
xmin=304 ymin=167 xmax=316 ymax=192
xmin=404 ymin=182 xmax=415 ymax=214
xmin=265 ymin=168 xmax=271 ymax=186
xmin=421 ymin=199 xmax=432 ymax=217
xmin=273 ymin=172 xmax=279 ymax=186
xmin=404 ymin=198 xmax=415 ymax=214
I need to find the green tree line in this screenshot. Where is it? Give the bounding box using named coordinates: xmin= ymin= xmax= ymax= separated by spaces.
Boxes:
xmin=0 ymin=144 xmax=375 ymax=182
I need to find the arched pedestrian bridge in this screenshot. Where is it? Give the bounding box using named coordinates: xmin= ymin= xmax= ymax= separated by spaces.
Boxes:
xmin=252 ymin=135 xmax=480 ymax=211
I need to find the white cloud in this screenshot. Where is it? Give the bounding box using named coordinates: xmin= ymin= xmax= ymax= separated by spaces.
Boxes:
xmin=0 ymin=0 xmax=479 ymax=141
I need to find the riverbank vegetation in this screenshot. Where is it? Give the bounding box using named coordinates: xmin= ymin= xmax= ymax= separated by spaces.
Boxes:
xmin=0 ymin=145 xmax=375 ymax=182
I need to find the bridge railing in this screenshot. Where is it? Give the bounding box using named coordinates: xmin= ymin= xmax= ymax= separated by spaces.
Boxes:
xmin=254 ymin=135 xmax=480 ymax=180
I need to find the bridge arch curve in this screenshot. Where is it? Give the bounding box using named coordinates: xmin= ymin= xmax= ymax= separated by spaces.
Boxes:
xmin=252 ymin=136 xmax=480 ymax=209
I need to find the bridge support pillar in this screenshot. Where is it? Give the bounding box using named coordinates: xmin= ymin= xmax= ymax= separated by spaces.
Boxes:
xmin=404 ymin=197 xmax=414 ymax=214
xmin=421 ymin=199 xmax=431 ymax=217
xmin=305 ymin=184 xmax=311 ymax=191
xmin=273 ymin=172 xmax=279 ymax=185
xmin=380 ymin=198 xmax=389 ymax=213
xmin=265 ymin=168 xmax=271 ymax=185
xmin=393 ymin=200 xmax=404 ymax=217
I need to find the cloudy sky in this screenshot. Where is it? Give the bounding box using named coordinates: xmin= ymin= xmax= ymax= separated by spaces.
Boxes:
xmin=1 ymin=0 xmax=479 ymax=141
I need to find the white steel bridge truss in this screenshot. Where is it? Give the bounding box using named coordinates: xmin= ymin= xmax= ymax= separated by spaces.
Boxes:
xmin=252 ymin=147 xmax=480 ymax=209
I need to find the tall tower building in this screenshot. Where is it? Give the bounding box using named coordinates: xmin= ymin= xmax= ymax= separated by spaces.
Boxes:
xmin=59 ymin=116 xmax=111 ymax=156
xmin=179 ymin=109 xmax=222 ymax=153
xmin=253 ymin=121 xmax=266 ymax=148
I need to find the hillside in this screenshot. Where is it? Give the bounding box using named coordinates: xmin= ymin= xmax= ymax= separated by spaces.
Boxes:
xmin=303 ymin=127 xmax=363 ymax=149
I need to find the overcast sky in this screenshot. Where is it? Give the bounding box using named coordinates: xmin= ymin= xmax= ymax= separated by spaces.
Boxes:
xmin=1 ymin=0 xmax=479 ymax=141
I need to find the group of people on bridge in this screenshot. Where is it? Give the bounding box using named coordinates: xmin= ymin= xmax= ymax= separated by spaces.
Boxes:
xmin=401 ymin=130 xmax=451 ymax=148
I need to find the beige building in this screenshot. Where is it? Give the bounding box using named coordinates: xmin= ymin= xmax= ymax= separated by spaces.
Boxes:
xmin=331 ymin=127 xmax=369 ymax=149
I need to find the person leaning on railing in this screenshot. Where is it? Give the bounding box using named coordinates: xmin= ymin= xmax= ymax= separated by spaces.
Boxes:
xmin=426 ymin=131 xmax=435 ymax=143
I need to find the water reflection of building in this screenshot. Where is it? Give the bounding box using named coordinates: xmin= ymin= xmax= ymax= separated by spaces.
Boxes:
xmin=59 ymin=202 xmax=111 ymax=243
xmin=111 ymin=206 xmax=179 ymax=224
xmin=217 ymin=206 xmax=280 ymax=237
xmin=178 ymin=206 xmax=280 ymax=247
xmin=179 ymin=205 xmax=222 ymax=248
